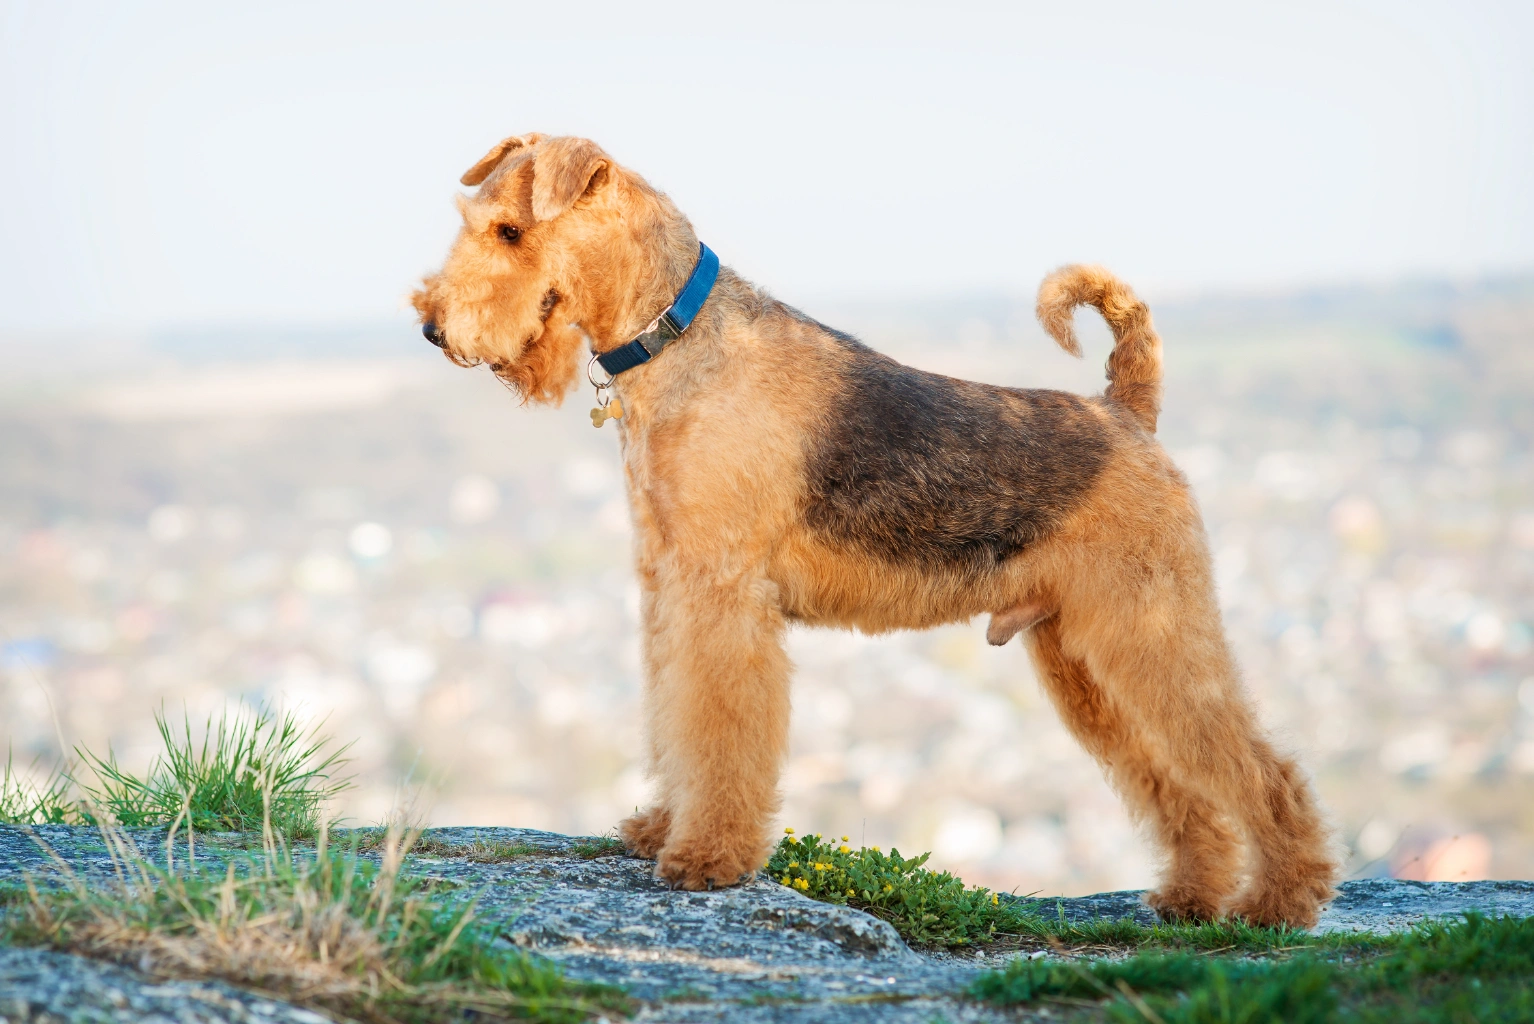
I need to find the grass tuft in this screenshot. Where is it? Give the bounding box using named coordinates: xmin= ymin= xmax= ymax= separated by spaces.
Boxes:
xmin=73 ymin=703 xmax=351 ymax=837
xmin=3 ymin=825 xmax=626 ymax=1023
xmin=569 ymin=836 xmax=626 ymax=860
xmin=0 ymin=748 xmax=78 ymax=825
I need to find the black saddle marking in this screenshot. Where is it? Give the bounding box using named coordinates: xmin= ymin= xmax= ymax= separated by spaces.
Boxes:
xmin=802 ymin=327 xmax=1111 ymax=573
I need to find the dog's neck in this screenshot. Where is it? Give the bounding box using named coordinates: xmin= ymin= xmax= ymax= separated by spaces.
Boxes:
xmin=590 ymin=243 xmax=719 ymax=378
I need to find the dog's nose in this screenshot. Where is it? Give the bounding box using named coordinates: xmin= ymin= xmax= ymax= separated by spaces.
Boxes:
xmin=422 ymin=321 xmax=446 ymax=348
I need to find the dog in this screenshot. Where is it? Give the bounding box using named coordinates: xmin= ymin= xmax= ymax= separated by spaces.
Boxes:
xmin=411 ymin=133 xmax=1337 ymax=928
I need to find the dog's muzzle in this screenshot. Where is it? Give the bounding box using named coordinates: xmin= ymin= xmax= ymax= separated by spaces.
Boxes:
xmin=422 ymin=322 xmax=446 ymax=348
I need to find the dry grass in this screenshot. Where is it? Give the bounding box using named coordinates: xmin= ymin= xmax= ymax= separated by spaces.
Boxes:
xmin=5 ymin=821 xmax=626 ymax=1022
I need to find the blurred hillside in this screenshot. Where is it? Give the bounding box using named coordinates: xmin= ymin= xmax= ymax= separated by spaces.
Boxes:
xmin=2 ymin=274 xmax=1532 ymax=895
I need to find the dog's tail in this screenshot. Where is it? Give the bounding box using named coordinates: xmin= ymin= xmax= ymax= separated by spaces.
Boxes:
xmin=1036 ymin=265 xmax=1162 ymax=433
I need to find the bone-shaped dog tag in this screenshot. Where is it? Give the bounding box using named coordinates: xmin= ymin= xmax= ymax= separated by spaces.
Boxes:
xmin=590 ymin=398 xmax=624 ymax=428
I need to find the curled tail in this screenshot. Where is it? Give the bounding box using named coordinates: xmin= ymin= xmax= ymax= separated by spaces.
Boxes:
xmin=1036 ymin=264 xmax=1163 ymax=433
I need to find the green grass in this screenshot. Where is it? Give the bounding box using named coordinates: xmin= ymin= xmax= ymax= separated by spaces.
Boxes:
xmin=72 ymin=703 xmax=351 ymax=838
xmin=767 ymin=830 xmax=1022 ymax=947
xmin=771 ymin=829 xmax=1533 ymax=1019
xmin=3 ymin=827 xmax=627 ymax=1023
xmin=2 ymin=705 xmax=350 ymax=837
xmin=973 ymin=950 xmax=1339 ymax=1021
xmin=971 ymin=912 xmax=1534 ymax=1023
xmin=569 ymin=836 xmax=626 ymax=860
xmin=995 ymin=905 xmax=1360 ymax=955
xmin=0 ymin=748 xmax=77 ymax=825
xmin=766 ymin=829 xmax=1374 ymax=956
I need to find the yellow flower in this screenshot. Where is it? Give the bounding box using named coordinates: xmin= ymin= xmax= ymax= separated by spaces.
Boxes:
xmin=788 ymin=860 xmax=798 ymax=868
xmin=841 ymin=836 xmax=850 ymax=842
xmin=838 ymin=845 xmax=850 ymax=854
xmin=780 ymin=874 xmax=790 ymax=884
xmin=872 ymin=846 xmax=881 ymax=852
xmin=784 ymin=827 xmax=795 ymax=834
xmin=794 ymin=878 xmax=809 ymax=890
xmin=815 ymin=863 xmax=827 ymax=871
xmin=846 ymin=888 xmax=855 ymax=897
xmin=991 ymin=894 xmax=1000 ymax=906
xmin=883 ymin=883 xmax=894 ymax=892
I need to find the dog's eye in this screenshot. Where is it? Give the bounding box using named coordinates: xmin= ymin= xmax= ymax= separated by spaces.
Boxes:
xmin=498 ymin=224 xmax=522 ymax=245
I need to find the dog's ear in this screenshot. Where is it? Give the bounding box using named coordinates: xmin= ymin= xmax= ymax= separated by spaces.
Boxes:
xmin=460 ymin=133 xmax=546 ymax=186
xmin=530 ymin=137 xmax=611 ymax=222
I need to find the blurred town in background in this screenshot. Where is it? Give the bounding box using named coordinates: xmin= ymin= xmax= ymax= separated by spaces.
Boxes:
xmin=2 ymin=275 xmax=1532 ymax=896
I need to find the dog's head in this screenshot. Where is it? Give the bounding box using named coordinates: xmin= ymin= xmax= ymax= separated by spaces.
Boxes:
xmin=411 ymin=134 xmax=695 ymax=403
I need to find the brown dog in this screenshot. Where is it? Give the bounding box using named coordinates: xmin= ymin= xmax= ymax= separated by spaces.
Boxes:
xmin=412 ymin=133 xmax=1337 ymax=927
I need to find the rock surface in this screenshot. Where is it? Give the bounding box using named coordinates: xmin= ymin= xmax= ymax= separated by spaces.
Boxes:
xmin=3 ymin=825 xmax=1533 ymax=1022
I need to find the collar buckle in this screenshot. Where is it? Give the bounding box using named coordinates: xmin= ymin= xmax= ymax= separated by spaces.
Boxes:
xmin=593 ymin=242 xmax=719 ymax=379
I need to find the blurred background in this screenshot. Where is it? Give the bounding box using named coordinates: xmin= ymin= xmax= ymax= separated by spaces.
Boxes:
xmin=2 ymin=0 xmax=1532 ymax=895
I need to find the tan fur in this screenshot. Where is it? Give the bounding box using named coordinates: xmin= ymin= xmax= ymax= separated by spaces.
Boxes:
xmin=412 ymin=135 xmax=1337 ymax=924
xmin=1037 ymin=265 xmax=1163 ymax=432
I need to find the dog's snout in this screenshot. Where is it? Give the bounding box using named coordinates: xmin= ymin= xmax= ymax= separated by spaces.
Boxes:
xmin=422 ymin=321 xmax=445 ymax=348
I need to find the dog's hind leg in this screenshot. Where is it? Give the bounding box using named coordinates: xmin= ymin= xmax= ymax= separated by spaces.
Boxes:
xmin=1076 ymin=611 xmax=1337 ymax=928
xmin=1026 ymin=616 xmax=1241 ymax=922
xmin=638 ymin=566 xmax=790 ymax=890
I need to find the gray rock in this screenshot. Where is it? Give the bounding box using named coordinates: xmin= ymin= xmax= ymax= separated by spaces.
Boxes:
xmin=0 ymin=946 xmax=336 ymax=1024
xmin=3 ymin=825 xmax=1532 ymax=1022
xmin=1315 ymin=876 xmax=1534 ymax=933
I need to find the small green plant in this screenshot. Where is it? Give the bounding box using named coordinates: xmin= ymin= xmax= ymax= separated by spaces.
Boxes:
xmin=0 ymin=748 xmax=78 ymax=825
xmin=767 ymin=830 xmax=1023 ymax=946
xmin=569 ymin=836 xmax=626 ymax=860
xmin=4 ymin=826 xmax=627 ymax=1023
xmin=73 ymin=703 xmax=351 ymax=837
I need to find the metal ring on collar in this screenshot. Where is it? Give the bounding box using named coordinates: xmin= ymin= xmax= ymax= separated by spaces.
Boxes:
xmin=587 ymin=351 xmax=616 ymax=389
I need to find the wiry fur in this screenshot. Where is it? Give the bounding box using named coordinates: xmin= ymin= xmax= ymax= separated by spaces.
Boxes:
xmin=411 ymin=135 xmax=1338 ymax=925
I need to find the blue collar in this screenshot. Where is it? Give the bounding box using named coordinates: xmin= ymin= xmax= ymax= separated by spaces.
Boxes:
xmin=593 ymin=242 xmax=719 ymax=377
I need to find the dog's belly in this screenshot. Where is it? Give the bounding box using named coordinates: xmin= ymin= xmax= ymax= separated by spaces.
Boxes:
xmin=773 ymin=537 xmax=1023 ymax=633
xmin=800 ymin=341 xmax=1113 ymax=576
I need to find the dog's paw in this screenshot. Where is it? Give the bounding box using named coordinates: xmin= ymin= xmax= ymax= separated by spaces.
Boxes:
xmin=653 ymin=837 xmax=761 ymax=892
xmin=618 ymin=806 xmax=672 ymax=860
xmin=1229 ymin=863 xmax=1335 ymax=929
xmin=1228 ymin=881 xmax=1330 ymax=930
xmin=1145 ymin=885 xmax=1223 ymax=924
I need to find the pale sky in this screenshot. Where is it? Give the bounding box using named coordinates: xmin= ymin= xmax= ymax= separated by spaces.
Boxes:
xmin=1 ymin=0 xmax=1530 ymax=333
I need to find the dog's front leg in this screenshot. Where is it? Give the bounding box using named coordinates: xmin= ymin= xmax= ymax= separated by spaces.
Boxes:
xmin=633 ymin=567 xmax=789 ymax=890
